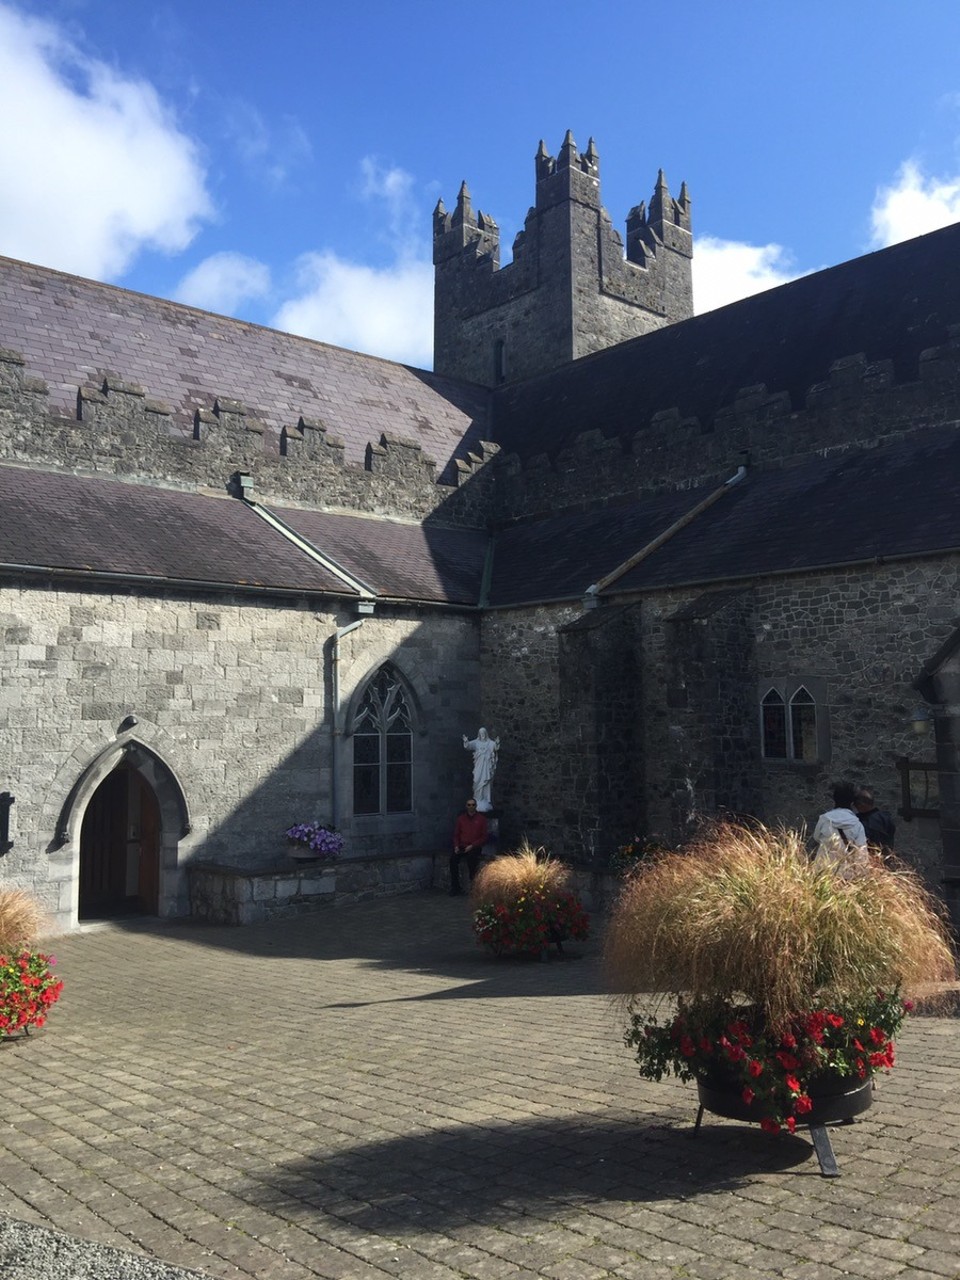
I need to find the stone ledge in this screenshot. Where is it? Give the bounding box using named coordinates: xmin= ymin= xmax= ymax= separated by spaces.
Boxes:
xmin=186 ymin=850 xmax=440 ymax=925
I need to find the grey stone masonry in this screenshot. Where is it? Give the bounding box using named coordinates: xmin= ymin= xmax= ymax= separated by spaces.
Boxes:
xmin=0 ymin=347 xmax=488 ymax=526
xmin=433 ymin=133 xmax=692 ymax=387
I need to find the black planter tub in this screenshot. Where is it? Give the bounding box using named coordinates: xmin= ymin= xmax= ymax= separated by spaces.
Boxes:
xmin=694 ymin=1069 xmax=874 ymax=1177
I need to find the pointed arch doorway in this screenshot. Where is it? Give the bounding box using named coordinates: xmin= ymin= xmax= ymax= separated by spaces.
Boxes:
xmin=79 ymin=762 xmax=161 ymax=920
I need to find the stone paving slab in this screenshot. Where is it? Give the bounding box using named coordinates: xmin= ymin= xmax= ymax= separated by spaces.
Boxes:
xmin=2 ymin=893 xmax=960 ymax=1279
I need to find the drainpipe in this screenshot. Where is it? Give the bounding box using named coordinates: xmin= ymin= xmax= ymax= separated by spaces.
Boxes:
xmin=583 ymin=464 xmax=748 ymax=605
xmin=331 ymin=618 xmax=366 ymax=830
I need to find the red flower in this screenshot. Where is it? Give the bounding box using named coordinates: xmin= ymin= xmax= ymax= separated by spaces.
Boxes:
xmin=785 ymin=1116 xmax=797 ymax=1134
xmin=869 ymin=1027 xmax=886 ymax=1046
xmin=747 ymin=1059 xmax=764 ymax=1078
xmin=679 ymin=1035 xmax=696 ymax=1058
xmin=794 ymin=1094 xmax=813 ymax=1115
xmin=826 ymin=1013 xmax=844 ymax=1029
xmin=741 ymin=1087 xmax=755 ymax=1106
xmin=775 ymin=1051 xmax=800 ymax=1071
xmin=760 ymin=1117 xmax=781 ymax=1135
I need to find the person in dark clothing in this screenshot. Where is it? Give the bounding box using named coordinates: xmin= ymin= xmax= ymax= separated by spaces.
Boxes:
xmin=450 ymin=799 xmax=489 ymax=895
xmin=854 ymin=788 xmax=896 ymax=860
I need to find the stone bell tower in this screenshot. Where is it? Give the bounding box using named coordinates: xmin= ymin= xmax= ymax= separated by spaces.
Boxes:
xmin=432 ymin=131 xmax=693 ymax=387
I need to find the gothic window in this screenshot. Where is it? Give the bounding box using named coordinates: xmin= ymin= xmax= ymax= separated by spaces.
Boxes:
xmin=352 ymin=666 xmax=413 ymax=815
xmin=760 ymin=680 xmax=826 ymax=763
xmin=760 ymin=688 xmax=787 ymax=759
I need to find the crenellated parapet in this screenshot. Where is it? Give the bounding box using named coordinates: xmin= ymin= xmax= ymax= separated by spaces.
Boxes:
xmin=488 ymin=331 xmax=960 ymax=521
xmin=433 ymin=133 xmax=694 ymax=389
xmin=0 ymin=349 xmax=491 ymax=527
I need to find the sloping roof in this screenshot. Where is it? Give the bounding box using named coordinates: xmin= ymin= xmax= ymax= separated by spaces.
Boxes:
xmin=488 ymin=427 xmax=960 ymax=606
xmin=0 ymin=463 xmax=490 ymax=605
xmin=0 ymin=464 xmax=353 ymax=595
xmin=0 ymin=256 xmax=490 ymax=484
xmin=488 ymin=489 xmax=699 ymax=606
xmin=266 ymin=505 xmax=488 ymax=604
xmin=491 ymin=220 xmax=960 ymax=461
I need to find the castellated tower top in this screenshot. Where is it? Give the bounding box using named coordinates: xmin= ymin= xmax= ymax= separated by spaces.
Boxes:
xmin=433 ymin=132 xmax=693 ymax=388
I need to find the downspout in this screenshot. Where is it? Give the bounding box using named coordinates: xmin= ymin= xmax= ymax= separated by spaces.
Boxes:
xmin=331 ymin=618 xmax=365 ymax=830
xmin=583 ymin=464 xmax=748 ymax=604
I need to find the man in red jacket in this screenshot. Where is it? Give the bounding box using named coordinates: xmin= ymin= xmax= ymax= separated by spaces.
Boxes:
xmin=450 ymin=798 xmax=489 ymax=896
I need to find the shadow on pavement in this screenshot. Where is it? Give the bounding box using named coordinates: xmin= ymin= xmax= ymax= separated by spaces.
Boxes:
xmin=246 ymin=1111 xmax=820 ymax=1234
xmin=103 ymin=893 xmax=611 ymax=1002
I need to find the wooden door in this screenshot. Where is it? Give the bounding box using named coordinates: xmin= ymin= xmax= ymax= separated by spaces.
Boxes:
xmin=79 ymin=769 xmax=128 ymax=918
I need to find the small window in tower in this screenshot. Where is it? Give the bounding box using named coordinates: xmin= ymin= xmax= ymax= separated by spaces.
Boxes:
xmin=494 ymin=339 xmax=507 ymax=386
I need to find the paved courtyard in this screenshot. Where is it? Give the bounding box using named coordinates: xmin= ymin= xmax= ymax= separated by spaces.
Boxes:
xmin=2 ymin=892 xmax=960 ymax=1280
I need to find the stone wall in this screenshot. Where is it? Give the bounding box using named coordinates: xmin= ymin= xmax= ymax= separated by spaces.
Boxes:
xmin=490 ymin=336 xmax=960 ymax=521
xmin=1 ymin=580 xmax=479 ymax=930
xmin=0 ymin=347 xmax=485 ymax=526
xmin=187 ymin=851 xmax=437 ymax=925
xmin=477 ymin=603 xmax=579 ymax=856
xmin=480 ymin=557 xmax=958 ymax=880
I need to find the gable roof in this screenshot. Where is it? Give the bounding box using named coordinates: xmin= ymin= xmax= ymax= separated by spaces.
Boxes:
xmin=0 ymin=255 xmax=490 ymax=484
xmin=488 ymin=426 xmax=960 ymax=606
xmin=491 ymin=220 xmax=960 ymax=462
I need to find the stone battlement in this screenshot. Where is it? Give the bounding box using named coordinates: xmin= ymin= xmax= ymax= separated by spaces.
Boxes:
xmin=0 ymin=349 xmax=488 ymax=526
xmin=489 ymin=331 xmax=960 ymax=520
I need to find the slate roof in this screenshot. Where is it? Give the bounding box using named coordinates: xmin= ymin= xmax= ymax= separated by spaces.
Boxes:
xmin=0 ymin=464 xmax=492 ymax=605
xmin=0 ymin=256 xmax=489 ymax=484
xmin=488 ymin=426 xmax=960 ymax=606
xmin=0 ymin=465 xmax=351 ymax=595
xmin=268 ymin=505 xmax=487 ymax=605
xmin=491 ymin=221 xmax=960 ymax=461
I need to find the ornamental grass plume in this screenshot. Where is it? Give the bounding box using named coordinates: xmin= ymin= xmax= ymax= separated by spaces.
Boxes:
xmin=604 ymin=822 xmax=957 ymax=1029
xmin=471 ymin=841 xmax=571 ymax=904
xmin=0 ymin=888 xmax=45 ymax=952
xmin=471 ymin=842 xmax=589 ymax=956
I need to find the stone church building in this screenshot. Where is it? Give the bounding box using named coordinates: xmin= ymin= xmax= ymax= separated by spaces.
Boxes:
xmin=2 ymin=132 xmax=959 ymax=931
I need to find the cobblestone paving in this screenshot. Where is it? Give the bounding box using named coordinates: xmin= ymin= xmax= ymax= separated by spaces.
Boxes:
xmin=2 ymin=894 xmax=960 ymax=1280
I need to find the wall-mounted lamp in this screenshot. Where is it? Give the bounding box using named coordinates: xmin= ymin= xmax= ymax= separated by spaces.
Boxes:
xmin=118 ymin=714 xmax=139 ymax=733
xmin=911 ymin=706 xmax=934 ymax=735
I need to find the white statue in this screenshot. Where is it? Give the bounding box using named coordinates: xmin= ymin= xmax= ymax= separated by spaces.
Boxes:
xmin=463 ymin=727 xmax=500 ymax=812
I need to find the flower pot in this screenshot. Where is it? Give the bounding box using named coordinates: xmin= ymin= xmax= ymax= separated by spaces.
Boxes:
xmin=696 ymin=1068 xmax=874 ymax=1128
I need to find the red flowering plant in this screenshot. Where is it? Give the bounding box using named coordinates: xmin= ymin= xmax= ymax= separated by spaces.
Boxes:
xmin=0 ymin=951 xmax=64 ymax=1038
xmin=627 ymin=989 xmax=911 ymax=1134
xmin=609 ymin=834 xmax=670 ymax=877
xmin=0 ymin=889 xmax=64 ymax=1040
xmin=472 ymin=843 xmax=590 ymax=956
xmin=606 ymin=823 xmax=956 ymax=1135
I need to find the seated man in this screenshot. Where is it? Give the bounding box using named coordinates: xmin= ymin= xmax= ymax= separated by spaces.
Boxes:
xmin=450 ymin=798 xmax=488 ymax=896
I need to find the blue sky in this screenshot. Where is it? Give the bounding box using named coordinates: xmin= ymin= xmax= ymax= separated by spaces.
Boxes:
xmin=4 ymin=0 xmax=960 ymax=368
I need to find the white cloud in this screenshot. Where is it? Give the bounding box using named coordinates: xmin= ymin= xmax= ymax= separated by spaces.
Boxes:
xmin=271 ymin=157 xmax=433 ymax=366
xmin=174 ymin=252 xmax=271 ymax=313
xmin=221 ymin=100 xmax=312 ymax=189
xmin=870 ymin=159 xmax=960 ymax=248
xmin=0 ymin=3 xmax=212 ymax=279
xmin=693 ymin=236 xmax=807 ymax=314
xmin=273 ymin=251 xmax=433 ymax=367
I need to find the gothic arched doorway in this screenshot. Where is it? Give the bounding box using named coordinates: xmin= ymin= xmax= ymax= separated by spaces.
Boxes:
xmin=79 ymin=762 xmax=161 ymax=920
